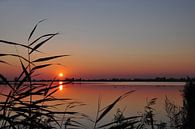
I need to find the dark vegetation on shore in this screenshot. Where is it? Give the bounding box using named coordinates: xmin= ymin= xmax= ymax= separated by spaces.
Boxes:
xmin=1 ymin=77 xmax=194 ymax=85
xmin=0 ymin=21 xmax=194 ymax=129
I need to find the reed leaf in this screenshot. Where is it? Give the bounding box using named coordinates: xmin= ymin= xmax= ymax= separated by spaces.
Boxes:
xmin=44 ymin=77 xmax=56 ymax=96
xmin=2 ymin=91 xmax=12 ymax=117
xmin=31 ymin=64 xmax=52 ymax=72
xmin=16 ymin=73 xmax=30 ymax=90
xmin=0 ymin=60 xmax=10 ymax=65
xmin=14 ymin=87 xmax=38 ymax=101
xmin=0 ymin=92 xmax=15 ymax=101
xmin=46 ymin=113 xmax=61 ymax=127
xmin=100 ymin=90 xmax=135 ymax=112
xmin=33 ymin=55 xmax=69 ymax=62
xmin=29 ymin=33 xmax=59 ymax=46
xmin=16 ymin=64 xmax=29 ymax=81
xmin=96 ymin=90 xmax=135 ymax=123
xmin=28 ymin=19 xmax=46 ymax=42
xmin=0 ymin=53 xmax=31 ymax=64
xmin=0 ymin=74 xmax=15 ymax=92
xmin=45 ymin=89 xmax=58 ymax=98
xmin=0 ymin=40 xmax=39 ymax=52
xmin=96 ymin=97 xmax=121 ymax=123
xmin=29 ymin=33 xmax=59 ymax=54
xmin=19 ymin=59 xmax=31 ymax=82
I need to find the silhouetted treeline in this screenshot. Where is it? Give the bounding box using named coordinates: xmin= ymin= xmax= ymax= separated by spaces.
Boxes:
xmin=1 ymin=77 xmax=195 ymax=84
xmin=64 ymin=77 xmax=194 ymax=82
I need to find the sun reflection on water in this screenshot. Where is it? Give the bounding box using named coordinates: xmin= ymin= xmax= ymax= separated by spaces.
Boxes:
xmin=59 ymin=85 xmax=63 ymax=91
xmin=59 ymin=81 xmax=63 ymax=91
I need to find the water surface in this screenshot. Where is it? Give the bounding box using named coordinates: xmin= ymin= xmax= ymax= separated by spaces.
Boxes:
xmin=55 ymin=81 xmax=184 ymax=127
xmin=0 ymin=81 xmax=184 ymax=128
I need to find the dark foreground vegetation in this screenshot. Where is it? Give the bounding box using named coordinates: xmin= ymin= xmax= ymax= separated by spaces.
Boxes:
xmin=0 ymin=21 xmax=194 ymax=129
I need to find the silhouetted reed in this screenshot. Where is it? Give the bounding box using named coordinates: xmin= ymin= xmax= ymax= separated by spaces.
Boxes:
xmin=165 ymin=96 xmax=184 ymax=128
xmin=94 ymin=97 xmax=159 ymax=129
xmin=0 ymin=20 xmax=86 ymax=129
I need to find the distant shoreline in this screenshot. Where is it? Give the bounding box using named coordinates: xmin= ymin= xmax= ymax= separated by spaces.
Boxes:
xmin=1 ymin=78 xmax=194 ymax=84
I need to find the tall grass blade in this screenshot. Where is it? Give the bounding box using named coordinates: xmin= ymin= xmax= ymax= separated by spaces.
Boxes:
xmin=19 ymin=59 xmax=31 ymax=82
xmin=17 ymin=65 xmax=29 ymax=81
xmin=96 ymin=90 xmax=135 ymax=123
xmin=0 ymin=60 xmax=10 ymax=65
xmin=16 ymin=73 xmax=29 ymax=90
xmin=0 ymin=40 xmax=39 ymax=52
xmin=44 ymin=77 xmax=56 ymax=96
xmin=2 ymin=91 xmax=12 ymax=115
xmin=31 ymin=64 xmax=52 ymax=72
xmin=96 ymin=97 xmax=121 ymax=123
xmin=33 ymin=55 xmax=69 ymax=62
xmin=28 ymin=19 xmax=46 ymax=42
xmin=29 ymin=33 xmax=59 ymax=54
xmin=13 ymin=87 xmax=38 ymax=101
xmin=94 ymin=95 xmax=102 ymax=129
xmin=0 ymin=53 xmax=32 ymax=64
xmin=29 ymin=33 xmax=59 ymax=46
xmin=100 ymin=90 xmax=135 ymax=112
xmin=45 ymin=89 xmax=58 ymax=98
xmin=0 ymin=74 xmax=15 ymax=91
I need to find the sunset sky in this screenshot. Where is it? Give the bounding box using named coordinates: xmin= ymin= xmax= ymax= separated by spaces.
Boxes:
xmin=0 ymin=0 xmax=195 ymax=79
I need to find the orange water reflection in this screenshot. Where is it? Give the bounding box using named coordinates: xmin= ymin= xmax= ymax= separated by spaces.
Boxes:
xmin=0 ymin=82 xmax=184 ymax=128
xmin=53 ymin=82 xmax=184 ymax=126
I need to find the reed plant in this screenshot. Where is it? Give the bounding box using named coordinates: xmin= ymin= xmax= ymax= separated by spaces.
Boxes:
xmin=0 ymin=20 xmax=86 ymax=129
xmin=165 ymin=97 xmax=183 ymax=128
xmin=95 ymin=96 xmax=159 ymax=129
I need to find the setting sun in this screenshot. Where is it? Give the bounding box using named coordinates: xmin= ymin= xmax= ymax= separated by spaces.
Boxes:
xmin=58 ymin=73 xmax=63 ymax=77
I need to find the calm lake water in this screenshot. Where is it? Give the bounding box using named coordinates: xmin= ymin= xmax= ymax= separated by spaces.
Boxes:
xmin=0 ymin=81 xmax=185 ymax=128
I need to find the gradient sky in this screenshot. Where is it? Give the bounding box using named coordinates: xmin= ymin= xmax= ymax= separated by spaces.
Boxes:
xmin=0 ymin=0 xmax=195 ymax=79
